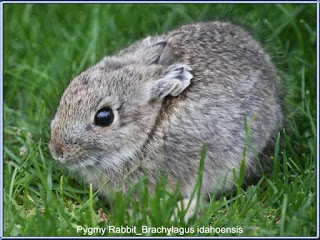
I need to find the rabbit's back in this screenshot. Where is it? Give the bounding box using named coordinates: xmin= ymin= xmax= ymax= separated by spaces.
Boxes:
xmin=152 ymin=22 xmax=283 ymax=194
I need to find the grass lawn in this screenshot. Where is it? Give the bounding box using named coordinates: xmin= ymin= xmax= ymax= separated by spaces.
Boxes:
xmin=3 ymin=3 xmax=317 ymax=237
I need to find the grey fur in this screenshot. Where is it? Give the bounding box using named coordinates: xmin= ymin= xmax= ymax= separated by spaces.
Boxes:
xmin=50 ymin=22 xmax=282 ymax=203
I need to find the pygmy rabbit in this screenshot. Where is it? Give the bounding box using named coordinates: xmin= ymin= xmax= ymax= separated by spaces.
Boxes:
xmin=49 ymin=22 xmax=283 ymax=218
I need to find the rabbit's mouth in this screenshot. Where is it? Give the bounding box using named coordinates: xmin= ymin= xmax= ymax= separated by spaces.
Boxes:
xmin=57 ymin=150 xmax=101 ymax=170
xmin=51 ymin=154 xmax=91 ymax=169
xmin=49 ymin=140 xmax=110 ymax=169
xmin=50 ymin=142 xmax=134 ymax=171
xmin=60 ymin=151 xmax=120 ymax=171
xmin=49 ymin=139 xmax=89 ymax=164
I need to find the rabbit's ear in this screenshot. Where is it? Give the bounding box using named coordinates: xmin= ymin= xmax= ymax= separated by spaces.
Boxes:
xmin=149 ymin=64 xmax=193 ymax=100
xmin=141 ymin=36 xmax=175 ymax=65
xmin=98 ymin=56 xmax=125 ymax=71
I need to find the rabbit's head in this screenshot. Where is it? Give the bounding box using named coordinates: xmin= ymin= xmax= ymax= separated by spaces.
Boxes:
xmin=49 ymin=37 xmax=193 ymax=170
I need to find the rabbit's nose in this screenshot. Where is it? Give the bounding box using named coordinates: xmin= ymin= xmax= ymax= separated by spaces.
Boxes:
xmin=49 ymin=139 xmax=65 ymax=161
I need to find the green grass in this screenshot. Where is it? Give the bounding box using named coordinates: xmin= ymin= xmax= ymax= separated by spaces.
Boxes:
xmin=3 ymin=3 xmax=317 ymax=237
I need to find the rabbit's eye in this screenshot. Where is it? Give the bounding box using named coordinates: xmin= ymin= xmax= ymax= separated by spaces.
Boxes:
xmin=94 ymin=107 xmax=114 ymax=127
